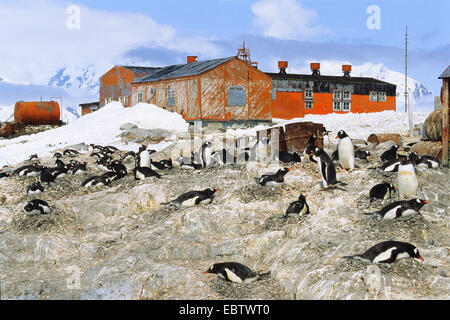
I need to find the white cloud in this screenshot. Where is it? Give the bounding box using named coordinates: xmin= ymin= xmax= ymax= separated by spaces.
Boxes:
xmin=0 ymin=0 xmax=218 ymax=85
xmin=251 ymin=0 xmax=325 ymax=40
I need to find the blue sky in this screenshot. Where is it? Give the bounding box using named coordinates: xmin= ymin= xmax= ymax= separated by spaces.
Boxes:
xmin=0 ymin=0 xmax=448 ymax=107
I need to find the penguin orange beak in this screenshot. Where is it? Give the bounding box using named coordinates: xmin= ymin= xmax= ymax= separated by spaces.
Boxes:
xmin=204 ymin=270 xmax=210 ymax=274
xmin=215 ymin=189 xmax=220 ymax=192
xmin=287 ymin=168 xmax=292 ymax=171
xmin=418 ymin=256 xmax=424 ymax=261
xmin=423 ymin=200 xmax=430 ymax=204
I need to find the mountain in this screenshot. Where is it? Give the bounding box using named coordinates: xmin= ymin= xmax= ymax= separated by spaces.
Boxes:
xmin=291 ymin=61 xmax=434 ymax=111
xmin=48 ymin=64 xmax=100 ymax=95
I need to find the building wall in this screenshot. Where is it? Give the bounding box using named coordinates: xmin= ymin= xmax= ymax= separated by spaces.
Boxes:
xmin=131 ymin=58 xmax=272 ymax=122
xmin=99 ymin=66 xmax=135 ymax=108
xmin=271 ymin=91 xmax=304 ymax=119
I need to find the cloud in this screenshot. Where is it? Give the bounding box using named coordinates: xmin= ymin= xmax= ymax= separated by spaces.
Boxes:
xmin=251 ymin=0 xmax=326 ymax=40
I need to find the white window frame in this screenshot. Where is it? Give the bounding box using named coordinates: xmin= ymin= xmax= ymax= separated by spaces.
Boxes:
xmin=167 ymin=89 xmax=175 ymax=107
xmin=305 ymin=101 xmax=313 ymax=109
xmin=304 ymin=89 xmax=313 ymax=99
xmin=378 ymin=92 xmax=386 ymax=102
xmin=137 ymin=92 xmax=143 ymax=103
xmin=343 ymin=91 xmax=351 ymax=100
xmin=342 ymin=101 xmax=351 ymax=111
xmin=333 ymin=101 xmax=341 ymax=111
xmin=370 ymin=91 xmax=378 ymax=101
xmin=333 ymin=91 xmax=342 ymax=99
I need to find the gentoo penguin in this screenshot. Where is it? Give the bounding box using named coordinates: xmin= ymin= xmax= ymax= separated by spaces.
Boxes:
xmin=0 ymin=171 xmax=13 ymax=179
xmin=256 ymin=168 xmax=291 ymax=186
xmin=110 ymin=160 xmax=127 ymax=175
xmin=81 ymin=176 xmax=112 ymax=187
xmin=88 ymin=144 xmax=103 ymax=153
xmin=137 ymin=145 xmax=151 ymax=168
xmin=409 ymin=152 xmax=440 ymax=168
xmin=304 ymin=134 xmax=317 ymax=163
xmin=133 ymin=167 xmax=161 ymax=180
xmin=211 ymin=149 xmax=235 ymax=165
xmin=149 ymin=159 xmax=168 ymax=171
xmin=372 ymin=156 xmax=407 ymax=172
xmin=121 ymin=151 xmax=136 ymax=163
xmin=331 ymin=150 xmax=339 ymax=161
xmin=336 ymin=130 xmax=355 ymax=171
xmin=53 ymin=152 xmax=62 ymax=159
xmin=396 ymin=160 xmax=419 ymax=199
xmin=363 ymin=198 xmax=429 ymax=220
xmin=96 ymin=156 xmax=111 ymax=171
xmin=369 ymin=183 xmax=397 ymax=203
xmin=253 ymin=137 xmax=271 ymax=164
xmin=310 ymin=147 xmax=346 ymax=189
xmin=204 ymin=262 xmax=269 ymax=283
xmin=14 ymin=163 xmax=41 ymax=177
xmin=342 ymin=240 xmax=424 ymax=264
xmin=63 ymin=149 xmax=80 ymax=157
xmin=71 ymin=162 xmax=88 ymax=175
xmin=101 ymin=171 xmax=125 ymax=181
xmin=161 ymin=188 xmax=218 ymax=209
xmin=52 ymin=167 xmax=68 ymax=179
xmin=283 ymin=194 xmax=310 ymax=218
xmin=28 ymin=154 xmax=38 ymax=161
xmin=278 ymin=151 xmax=302 ymax=163
xmin=23 ymin=199 xmax=51 ymax=215
xmin=104 ymin=145 xmax=119 ymax=153
xmin=355 ymin=150 xmax=371 ymax=162
xmin=158 ymin=159 xmax=173 ymax=169
xmin=323 ymin=128 xmax=331 ymax=149
xmin=381 ymin=145 xmax=399 ymax=162
xmin=200 ymin=142 xmax=213 ymax=168
xmin=27 ymin=181 xmax=44 ymax=196
xmin=40 ymin=169 xmax=56 ymax=185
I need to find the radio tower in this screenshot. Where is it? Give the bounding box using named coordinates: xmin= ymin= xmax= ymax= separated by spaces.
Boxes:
xmin=405 ymin=26 xmax=408 ymax=113
xmin=237 ymin=41 xmax=258 ymax=68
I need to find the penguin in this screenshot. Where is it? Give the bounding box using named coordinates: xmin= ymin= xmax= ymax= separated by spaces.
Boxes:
xmin=200 ymin=141 xmax=213 ymax=168
xmin=55 ymin=159 xmax=66 ymax=169
xmin=283 ymin=194 xmax=310 ymax=218
xmin=72 ymin=162 xmax=88 ymax=175
xmin=211 ymin=148 xmax=235 ymax=165
xmin=110 ymin=160 xmax=127 ymax=175
xmin=381 ymin=145 xmax=399 ymax=162
xmin=81 ymin=176 xmax=112 ymax=187
xmin=161 ymin=188 xmax=218 ymax=209
xmin=133 ymin=167 xmax=161 ymax=180
xmin=63 ymin=149 xmax=80 ymax=157
xmin=40 ymin=169 xmax=56 ymax=185
xmin=204 ymin=262 xmax=269 ymax=283
xmin=28 ymin=154 xmax=38 ymax=161
xmin=355 ymin=150 xmax=371 ymax=162
xmin=256 ymin=168 xmax=291 ymax=186
xmin=27 ymin=181 xmax=44 ymax=196
xmin=0 ymin=171 xmax=13 ymax=179
xmin=102 ymin=171 xmax=125 ymax=181
xmin=104 ymin=145 xmax=119 ymax=153
xmin=396 ymin=160 xmax=419 ymax=199
xmin=137 ymin=145 xmax=151 ymax=168
xmin=52 ymin=168 xmax=68 ymax=179
xmin=253 ymin=137 xmax=271 ymax=164
xmin=374 ymin=156 xmax=407 ymax=172
xmin=363 ymin=198 xmax=429 ymax=220
xmin=121 ymin=151 xmax=136 ymax=163
xmin=15 ymin=163 xmax=41 ymax=177
xmin=342 ymin=240 xmax=424 ymax=264
xmin=336 ymin=130 xmax=355 ymax=171
xmin=96 ymin=156 xmax=112 ymax=171
xmin=53 ymin=152 xmax=62 ymax=159
xmin=88 ymin=144 xmax=104 ymax=153
xmin=331 ymin=150 xmax=339 ymax=161
xmin=177 ymin=152 xmax=203 ymax=170
xmin=278 ymin=151 xmax=302 ymax=163
xmin=369 ymin=183 xmax=397 ymax=203
xmin=322 ymin=128 xmax=331 ymax=149
xmin=158 ymin=159 xmax=173 ymax=169
xmin=310 ymin=147 xmax=346 ymax=189
xmin=409 ymin=152 xmax=440 ymax=168
xmin=304 ymin=134 xmax=318 ymax=163
xmin=24 ymin=199 xmax=51 ymax=215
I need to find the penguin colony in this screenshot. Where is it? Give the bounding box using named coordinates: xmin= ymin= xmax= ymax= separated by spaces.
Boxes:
xmin=2 ymin=126 xmax=443 ymax=288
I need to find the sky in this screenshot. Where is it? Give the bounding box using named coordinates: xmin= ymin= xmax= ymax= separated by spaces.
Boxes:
xmin=0 ymin=0 xmax=448 ymax=108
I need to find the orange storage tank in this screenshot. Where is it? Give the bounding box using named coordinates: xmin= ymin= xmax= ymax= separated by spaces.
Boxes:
xmin=14 ymin=101 xmax=61 ymax=125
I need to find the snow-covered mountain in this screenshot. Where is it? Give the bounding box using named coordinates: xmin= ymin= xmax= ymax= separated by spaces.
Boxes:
xmin=48 ymin=65 xmax=100 ymax=95
xmin=291 ymin=61 xmax=434 ymax=111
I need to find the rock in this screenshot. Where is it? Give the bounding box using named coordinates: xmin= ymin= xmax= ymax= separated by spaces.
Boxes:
xmin=375 ymin=141 xmax=397 ymax=150
xmin=120 ymin=123 xmax=138 ymax=131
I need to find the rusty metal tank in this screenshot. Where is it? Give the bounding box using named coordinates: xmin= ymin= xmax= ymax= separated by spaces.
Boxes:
xmin=424 ymin=109 xmax=448 ymax=142
xmin=14 ymin=101 xmax=60 ymax=125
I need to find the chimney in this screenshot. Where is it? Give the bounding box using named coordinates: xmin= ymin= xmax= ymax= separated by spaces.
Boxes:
xmin=310 ymin=62 xmax=321 ymax=76
xmin=187 ymin=56 xmax=198 ymax=64
xmin=342 ymin=65 xmax=352 ymax=77
xmin=278 ymin=61 xmax=288 ymax=74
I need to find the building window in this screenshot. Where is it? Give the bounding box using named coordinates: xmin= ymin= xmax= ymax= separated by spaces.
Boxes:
xmin=305 ymin=101 xmax=313 ymax=109
xmin=228 ymin=86 xmax=246 ymax=106
xmin=305 ymin=89 xmax=313 ymax=99
xmin=333 ymin=91 xmax=342 ymax=99
xmin=272 ymin=89 xmax=276 ymax=100
xmin=167 ymin=89 xmax=175 ymax=107
xmin=369 ymin=91 xmax=378 ymax=101
xmin=119 ymin=78 xmax=123 ymax=89
xmin=333 ymin=101 xmax=341 ymax=111
xmin=105 ymin=98 xmax=113 ymax=105
xmin=138 ymin=92 xmax=143 ymax=103
xmin=342 ymin=101 xmax=351 ymax=111
xmin=123 ymin=95 xmax=128 ymax=106
xmin=150 ymin=88 xmax=155 ymax=95
xmin=343 ymin=91 xmax=351 ymax=100
xmin=378 ymin=92 xmax=386 ymax=102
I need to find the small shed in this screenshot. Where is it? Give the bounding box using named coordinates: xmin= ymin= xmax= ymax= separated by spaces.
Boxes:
xmin=439 ymin=65 xmax=450 ymax=166
xmin=79 ymin=101 xmax=100 ymax=116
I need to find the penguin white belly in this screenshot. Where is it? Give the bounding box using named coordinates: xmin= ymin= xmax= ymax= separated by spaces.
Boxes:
xmin=397 ymin=170 xmax=418 ymax=198
xmin=383 ymin=206 xmax=401 ymax=219
xmin=373 ymin=247 xmax=396 ymax=263
xmin=140 ymin=151 xmax=151 ymax=168
xmin=224 ymin=268 xmax=243 ymax=283
xmin=98 ymin=164 xmax=109 ymax=171
xmin=181 ymin=164 xmax=195 ymax=170
xmin=74 ymin=170 xmax=85 ymax=175
xmin=256 ymin=144 xmax=268 ymax=163
xmin=136 ymin=170 xmax=147 ymax=180
xmin=28 ymin=190 xmax=42 ymax=195
xmin=338 ymin=138 xmax=355 ymax=169
xmin=39 ymin=204 xmax=51 ymax=214
xmin=55 ymin=173 xmax=67 ymax=179
xmin=27 ymin=171 xmax=40 ymax=177
xmin=401 ymin=209 xmax=418 ymax=217
xmin=84 ymin=180 xmax=95 ymax=187
xmin=317 ymin=157 xmax=328 ymax=188
xmin=265 ymin=180 xmax=281 ymax=187
xmin=299 ymin=205 xmax=308 ymax=216
xmin=203 ymin=148 xmax=213 ymax=167
xmin=25 ymin=209 xmax=41 ymax=215
xmin=181 ymin=197 xmax=198 ymax=207
xmin=198 ymin=198 xmax=213 ymax=205
xmin=323 ymin=135 xmax=330 ymax=148
xmin=396 ymin=252 xmax=410 ymax=261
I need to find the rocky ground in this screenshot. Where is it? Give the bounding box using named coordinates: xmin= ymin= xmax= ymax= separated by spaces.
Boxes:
xmin=0 ymin=134 xmax=448 ymax=300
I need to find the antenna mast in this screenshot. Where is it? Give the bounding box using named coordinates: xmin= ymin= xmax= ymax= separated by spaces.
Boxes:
xmin=404 ymin=26 xmax=408 ymax=113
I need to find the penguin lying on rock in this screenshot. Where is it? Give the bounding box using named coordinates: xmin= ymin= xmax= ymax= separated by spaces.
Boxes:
xmin=342 ymin=240 xmax=424 ymax=264
xmin=23 ymin=199 xmax=51 ymax=215
xmin=363 ymin=198 xmax=429 ymax=220
xmin=256 ymin=168 xmax=291 ymax=186
xmin=381 ymin=145 xmax=399 ymax=162
xmin=133 ymin=167 xmax=162 ymax=180
xmin=27 ymin=181 xmax=44 ymax=196
xmin=283 ymin=194 xmax=310 ymax=218
xmin=161 ymin=188 xmax=218 ymax=209
xmin=369 ymin=183 xmax=397 ymax=203
xmin=204 ymin=262 xmax=270 ymax=283
xmin=81 ymin=176 xmax=112 ymax=187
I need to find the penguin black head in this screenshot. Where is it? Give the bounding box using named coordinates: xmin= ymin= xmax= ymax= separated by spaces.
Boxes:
xmin=279 ymin=168 xmax=292 ymax=175
xmin=411 ymin=246 xmax=424 ymax=261
xmin=298 ymin=194 xmax=307 ymax=202
xmin=336 ymin=130 xmax=348 ymax=139
xmin=204 ymin=188 xmax=219 ymax=195
xmin=410 ymin=198 xmax=429 ymax=211
xmin=400 ymin=159 xmax=414 ymax=166
xmin=24 ymin=202 xmax=34 ymax=212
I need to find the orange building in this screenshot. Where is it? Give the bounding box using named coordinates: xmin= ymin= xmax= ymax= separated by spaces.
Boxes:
xmin=99 ymin=66 xmax=162 ymax=108
xmin=267 ymin=62 xmax=397 ymax=119
xmin=131 ymin=56 xmax=272 ymax=127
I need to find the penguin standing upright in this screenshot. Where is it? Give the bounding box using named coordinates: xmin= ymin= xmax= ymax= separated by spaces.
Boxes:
xmin=342 ymin=240 xmax=424 ymax=263
xmin=322 ymin=128 xmax=331 ymax=149
xmin=252 ymin=137 xmax=270 ymax=164
xmin=310 ymin=147 xmax=346 ymax=189
xmin=304 ymin=134 xmax=317 ymax=163
xmin=396 ymin=159 xmax=419 ymax=199
xmin=204 ymin=262 xmax=269 ymax=283
xmin=138 ymin=145 xmax=151 ymax=168
xmin=336 ymin=130 xmax=355 ymax=171
xmin=283 ymin=194 xmax=310 ymax=218
xmin=200 ymin=142 xmax=213 ymax=168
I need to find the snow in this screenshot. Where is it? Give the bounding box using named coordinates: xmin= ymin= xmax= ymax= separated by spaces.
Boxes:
xmin=0 ymin=102 xmax=189 ymax=167
xmin=226 ymin=110 xmax=430 ymax=141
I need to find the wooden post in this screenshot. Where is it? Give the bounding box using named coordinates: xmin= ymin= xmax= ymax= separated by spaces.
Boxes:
xmin=442 ymin=78 xmax=449 ymax=167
